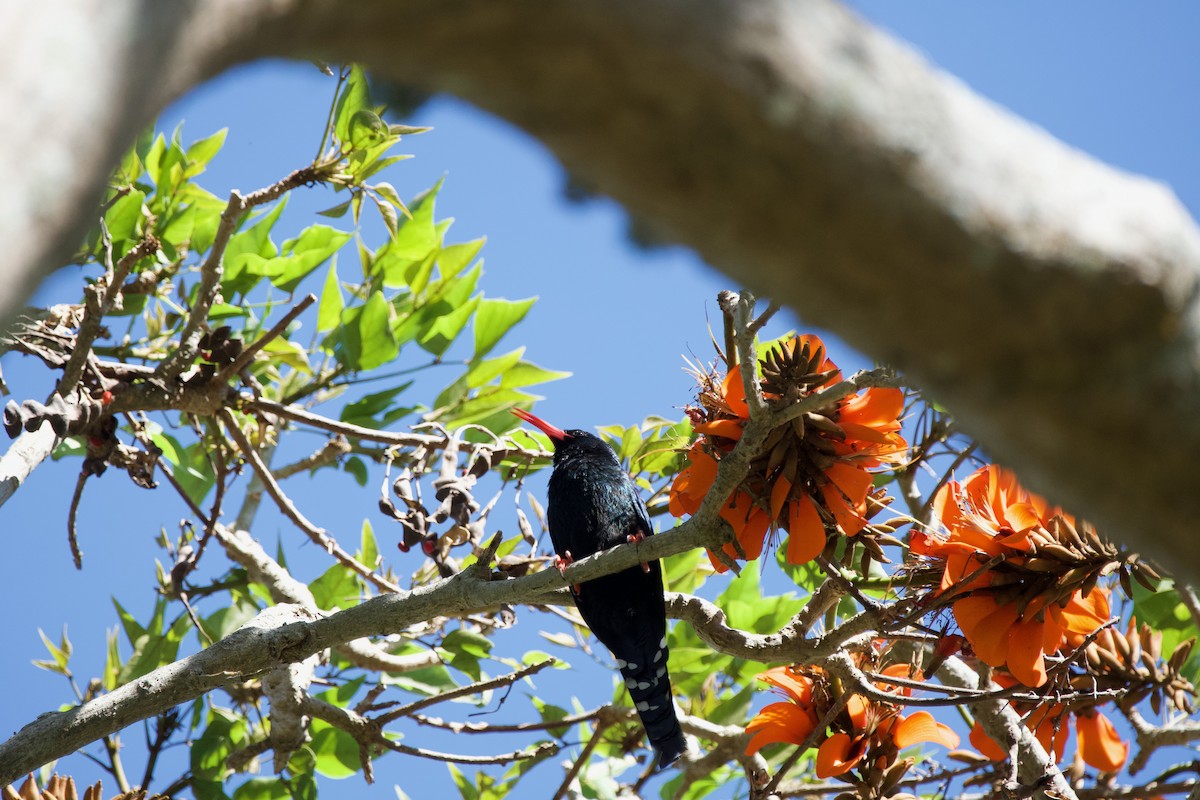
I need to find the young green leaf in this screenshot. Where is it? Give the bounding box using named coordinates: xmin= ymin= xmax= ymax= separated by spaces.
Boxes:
xmin=317 ymin=261 xmax=345 ymax=333
xmin=473 ymin=297 xmax=536 ymax=360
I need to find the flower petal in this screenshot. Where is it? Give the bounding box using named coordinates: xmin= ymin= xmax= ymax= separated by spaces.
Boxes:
xmin=745 ymin=702 xmax=818 ymax=756
xmin=1050 ymin=588 xmax=1110 ymax=637
xmin=1006 ymin=617 xmax=1049 ymax=687
xmin=839 ymin=387 xmax=904 ymax=428
xmin=758 ymin=666 xmax=815 ymax=705
xmin=694 ymin=418 xmax=745 ymax=441
xmin=1075 ymin=710 xmax=1128 ymax=772
xmin=785 ymin=494 xmax=827 ymax=565
xmin=893 ymin=711 xmax=960 ymax=749
xmin=968 ymin=721 xmax=1008 ymax=762
xmin=769 ymin=474 xmax=792 ymax=524
xmin=722 ymin=366 xmax=749 ymax=419
xmin=954 ymin=594 xmax=1016 ymax=668
xmin=815 ymin=733 xmax=864 ymax=778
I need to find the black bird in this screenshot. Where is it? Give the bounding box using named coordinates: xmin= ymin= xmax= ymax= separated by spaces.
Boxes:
xmin=513 ymin=408 xmax=687 ymax=769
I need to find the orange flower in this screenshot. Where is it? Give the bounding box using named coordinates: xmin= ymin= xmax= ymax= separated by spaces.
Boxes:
xmin=1075 ymin=709 xmax=1128 ymax=772
xmin=744 ymin=666 xmax=821 ymax=756
xmin=669 ymin=335 xmax=907 ymax=571
xmin=917 ymin=465 xmax=1112 ymax=687
xmin=744 ymin=664 xmax=957 ymax=780
xmin=971 ymin=706 xmax=1126 ymax=773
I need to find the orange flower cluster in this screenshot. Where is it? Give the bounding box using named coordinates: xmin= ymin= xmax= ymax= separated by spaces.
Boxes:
xmin=912 ymin=465 xmax=1112 ymax=687
xmin=669 ymin=335 xmax=906 ymax=571
xmin=966 ymin=673 xmax=1128 ymax=772
xmin=745 ymin=664 xmax=958 ymax=786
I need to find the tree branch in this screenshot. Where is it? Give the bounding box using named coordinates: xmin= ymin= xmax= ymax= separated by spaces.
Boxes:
xmin=7 ymin=0 xmax=1199 ymax=579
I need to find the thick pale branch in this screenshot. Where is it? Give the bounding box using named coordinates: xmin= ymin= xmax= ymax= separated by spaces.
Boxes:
xmin=11 ymin=0 xmax=1197 ymax=575
xmin=938 ymin=656 xmax=1077 ymax=800
xmin=0 ymin=511 xmax=720 ymax=782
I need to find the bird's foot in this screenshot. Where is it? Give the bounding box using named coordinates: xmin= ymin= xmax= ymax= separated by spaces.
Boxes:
xmin=628 ymin=531 xmax=651 ymax=573
xmin=556 ymin=551 xmax=581 ymax=595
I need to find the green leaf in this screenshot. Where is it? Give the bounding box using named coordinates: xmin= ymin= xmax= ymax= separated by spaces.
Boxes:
xmin=499 ymin=361 xmax=572 ymax=390
xmin=443 ymin=629 xmax=494 ymax=659
xmin=271 ymin=225 xmax=353 ymax=292
xmin=530 ymin=697 xmax=573 ymax=738
xmin=317 ymin=262 xmax=345 ymax=333
xmin=232 ymin=779 xmax=289 ymax=800
xmin=662 ymin=549 xmax=706 ymax=596
xmin=310 ymin=719 xmax=361 ymax=779
xmin=358 ymin=520 xmax=380 ymax=572
xmin=417 ymin=291 xmax=478 ymax=358
xmin=185 ymin=128 xmax=228 ymax=176
xmin=465 ymin=348 xmax=525 ymax=389
xmin=447 ymin=765 xmax=479 ymax=800
xmin=344 ymin=456 xmax=368 ymax=487
xmin=203 ymin=600 xmax=259 ymax=642
xmin=348 ymin=109 xmax=388 ymax=149
xmin=384 ymin=658 xmax=457 ymax=696
xmin=1133 ymin=579 xmax=1200 ymax=679
xmin=32 ymin=626 xmax=72 ymax=675
xmin=340 ymin=382 xmax=415 ymax=429
xmin=437 ymin=238 xmax=485 ymax=282
xmin=116 ymin=602 xmax=193 ymax=685
xmin=286 ymin=773 xmax=317 ymax=800
xmin=149 ymin=431 xmax=185 ymax=465
xmin=222 ymin=198 xmax=288 ymax=296
xmin=334 ymin=66 xmax=371 ymax=147
xmin=317 ymin=200 xmax=352 ymax=219
xmin=104 ymin=188 xmax=147 ymax=247
xmin=390 ymin=183 xmax=442 ymax=263
xmin=522 ymin=650 xmax=567 ymax=669
xmin=258 ymin=337 xmax=311 ymax=374
xmin=357 ymin=289 xmax=400 ymax=371
xmin=103 ymin=627 xmax=120 ymax=690
xmin=309 ymin=562 xmax=360 ymax=610
xmin=173 ymin=441 xmax=217 ymax=505
xmin=372 ymin=181 xmax=411 ymax=219
xmin=472 ymin=297 xmax=535 ymax=360
xmin=51 ymin=436 xmax=86 ymax=461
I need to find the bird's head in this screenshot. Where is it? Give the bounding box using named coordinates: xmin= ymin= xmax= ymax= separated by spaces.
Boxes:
xmin=511 ymin=408 xmax=615 ymax=465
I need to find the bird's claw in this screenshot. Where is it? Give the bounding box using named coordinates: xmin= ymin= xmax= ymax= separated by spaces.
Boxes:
xmin=628 ymin=531 xmax=651 ymax=573
xmin=556 ymin=551 xmax=581 ymax=595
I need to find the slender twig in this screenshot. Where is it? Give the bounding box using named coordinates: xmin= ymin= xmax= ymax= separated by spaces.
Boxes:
xmin=66 ymin=471 xmax=88 ymax=569
xmin=272 ymin=436 xmax=350 ymax=480
xmin=156 ymin=192 xmax=248 ymax=380
xmin=412 ymin=707 xmax=604 ymax=735
xmin=219 ymin=408 xmax=401 ymax=594
xmin=552 ymin=714 xmax=612 ymax=800
xmin=60 ymin=234 xmax=160 ymax=394
xmin=218 ymin=294 xmax=316 ymax=380
xmin=375 ymin=658 xmax=556 ymax=725
xmin=305 ymin=695 xmax=558 ymax=766
xmin=249 ymin=398 xmax=449 ymax=448
xmin=158 ymin=169 xmax=317 ymax=382
xmin=748 ymin=301 xmax=781 ymax=336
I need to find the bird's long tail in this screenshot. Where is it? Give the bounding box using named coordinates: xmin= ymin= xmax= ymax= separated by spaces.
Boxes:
xmin=619 ymin=645 xmax=687 ymax=769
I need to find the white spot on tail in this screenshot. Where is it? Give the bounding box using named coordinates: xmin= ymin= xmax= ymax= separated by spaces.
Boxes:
xmin=653 ymin=649 xmax=664 ymax=663
xmin=614 ymin=658 xmax=627 ymax=669
xmin=636 ymin=701 xmax=659 ymax=712
xmin=626 ymin=662 xmax=639 ymax=671
xmin=659 ymin=636 xmax=667 ymax=648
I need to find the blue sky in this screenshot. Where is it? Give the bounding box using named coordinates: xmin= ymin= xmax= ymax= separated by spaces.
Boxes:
xmin=2 ymin=4 xmax=1198 ymax=798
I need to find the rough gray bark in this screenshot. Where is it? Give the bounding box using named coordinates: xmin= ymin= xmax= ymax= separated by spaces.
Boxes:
xmin=4 ymin=0 xmax=1200 ymax=576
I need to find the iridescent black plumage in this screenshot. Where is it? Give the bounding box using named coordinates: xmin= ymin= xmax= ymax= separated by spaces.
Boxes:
xmin=513 ymin=409 xmax=686 ymax=769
